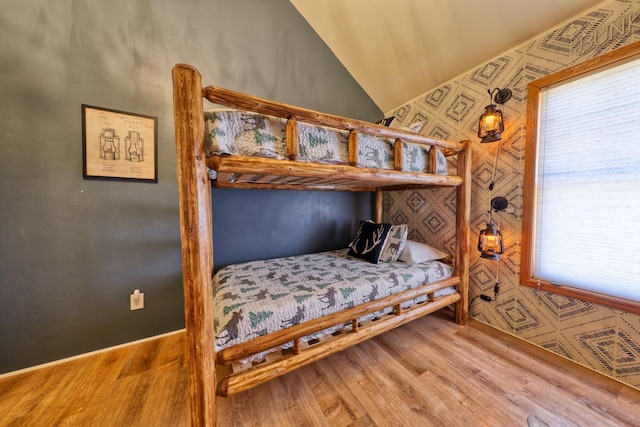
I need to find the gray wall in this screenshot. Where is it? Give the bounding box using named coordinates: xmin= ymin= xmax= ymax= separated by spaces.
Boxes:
xmin=0 ymin=0 xmax=381 ymax=373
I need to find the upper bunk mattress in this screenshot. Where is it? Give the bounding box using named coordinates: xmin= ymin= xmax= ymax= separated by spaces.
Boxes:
xmin=213 ymin=249 xmax=454 ymax=351
xmin=204 ymin=110 xmax=449 ymax=175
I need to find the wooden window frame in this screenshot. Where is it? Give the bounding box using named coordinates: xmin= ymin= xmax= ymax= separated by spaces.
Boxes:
xmin=521 ymin=40 xmax=640 ymax=315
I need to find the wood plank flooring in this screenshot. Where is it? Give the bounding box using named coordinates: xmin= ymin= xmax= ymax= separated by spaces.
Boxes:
xmin=1 ymin=311 xmax=639 ymax=426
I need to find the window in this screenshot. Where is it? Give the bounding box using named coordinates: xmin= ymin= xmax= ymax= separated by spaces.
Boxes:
xmin=521 ymin=40 xmax=640 ymax=314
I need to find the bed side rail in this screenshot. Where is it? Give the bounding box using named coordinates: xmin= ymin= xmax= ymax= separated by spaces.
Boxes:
xmin=218 ymin=288 xmax=460 ymax=396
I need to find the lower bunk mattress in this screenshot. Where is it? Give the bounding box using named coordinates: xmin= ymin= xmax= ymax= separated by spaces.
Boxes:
xmin=213 ymin=249 xmax=455 ymax=352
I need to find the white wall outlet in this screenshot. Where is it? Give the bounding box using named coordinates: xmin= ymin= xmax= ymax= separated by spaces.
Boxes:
xmin=130 ymin=289 xmax=144 ymax=310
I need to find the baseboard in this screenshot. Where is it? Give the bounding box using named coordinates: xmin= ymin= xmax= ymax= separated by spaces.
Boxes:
xmin=0 ymin=328 xmax=186 ymax=380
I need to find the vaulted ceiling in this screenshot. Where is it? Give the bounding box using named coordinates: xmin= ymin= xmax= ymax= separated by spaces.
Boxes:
xmin=290 ymin=0 xmax=607 ymax=112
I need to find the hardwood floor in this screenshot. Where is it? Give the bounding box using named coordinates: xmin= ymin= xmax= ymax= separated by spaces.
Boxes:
xmin=2 ymin=311 xmax=639 ymax=426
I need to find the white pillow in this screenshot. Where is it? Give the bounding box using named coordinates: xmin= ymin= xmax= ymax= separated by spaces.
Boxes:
xmin=398 ymin=240 xmax=448 ymax=264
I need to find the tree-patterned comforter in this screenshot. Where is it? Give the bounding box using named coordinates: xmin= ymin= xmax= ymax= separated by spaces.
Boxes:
xmin=213 ymin=249 xmax=454 ymax=352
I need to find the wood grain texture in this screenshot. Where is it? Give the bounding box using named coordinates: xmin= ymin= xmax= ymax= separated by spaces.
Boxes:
xmin=207 ymin=155 xmax=464 ymax=189
xmin=172 ymin=63 xmax=217 ymax=426
xmin=286 ymin=117 xmax=299 ymax=160
xmin=348 ymin=131 xmax=359 ymax=166
xmin=455 ymin=140 xmax=471 ymax=325
xmin=212 ymin=180 xmax=377 ymax=192
xmin=393 ymin=139 xmax=403 ymax=171
xmin=3 ymin=313 xmax=640 ymax=426
xmin=375 ymin=188 xmax=383 ymax=223
xmin=428 ymin=144 xmax=437 ymax=174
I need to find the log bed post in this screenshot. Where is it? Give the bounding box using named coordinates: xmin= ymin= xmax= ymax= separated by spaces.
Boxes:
xmin=375 ymin=189 xmax=383 ymax=223
xmin=172 ymin=64 xmax=217 ymax=426
xmin=455 ymin=140 xmax=472 ymax=325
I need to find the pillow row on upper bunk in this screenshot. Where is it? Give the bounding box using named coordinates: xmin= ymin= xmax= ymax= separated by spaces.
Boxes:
xmin=204 ymin=109 xmax=448 ymax=174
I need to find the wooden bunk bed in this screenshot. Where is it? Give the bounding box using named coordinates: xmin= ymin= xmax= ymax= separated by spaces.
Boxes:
xmin=171 ymin=63 xmax=471 ymax=426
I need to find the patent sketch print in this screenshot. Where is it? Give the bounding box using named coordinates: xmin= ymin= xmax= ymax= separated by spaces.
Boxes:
xmin=82 ymin=105 xmax=158 ymax=182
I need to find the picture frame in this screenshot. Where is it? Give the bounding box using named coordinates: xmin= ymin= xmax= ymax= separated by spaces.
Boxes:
xmin=82 ymin=104 xmax=158 ymax=182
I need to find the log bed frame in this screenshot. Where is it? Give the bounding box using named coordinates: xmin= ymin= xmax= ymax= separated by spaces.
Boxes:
xmin=171 ymin=63 xmax=471 ymax=426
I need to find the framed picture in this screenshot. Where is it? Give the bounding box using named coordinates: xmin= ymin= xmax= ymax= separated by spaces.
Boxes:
xmin=82 ymin=104 xmax=158 ymax=182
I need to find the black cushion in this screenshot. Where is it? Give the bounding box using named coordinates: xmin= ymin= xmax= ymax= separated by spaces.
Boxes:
xmin=347 ymin=221 xmax=392 ymax=264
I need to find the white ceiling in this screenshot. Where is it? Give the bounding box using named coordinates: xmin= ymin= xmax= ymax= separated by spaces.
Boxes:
xmin=290 ymin=0 xmax=607 ymax=112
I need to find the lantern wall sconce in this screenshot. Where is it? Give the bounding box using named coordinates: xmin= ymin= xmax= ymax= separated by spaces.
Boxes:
xmin=478 ymin=196 xmax=508 ymax=260
xmin=478 ymin=88 xmax=512 ymax=143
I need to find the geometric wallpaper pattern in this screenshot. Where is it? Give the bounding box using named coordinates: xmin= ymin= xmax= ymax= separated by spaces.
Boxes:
xmin=383 ymin=0 xmax=640 ymax=388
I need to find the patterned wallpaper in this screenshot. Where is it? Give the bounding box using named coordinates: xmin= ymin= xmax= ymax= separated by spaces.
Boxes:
xmin=384 ymin=0 xmax=640 ymax=388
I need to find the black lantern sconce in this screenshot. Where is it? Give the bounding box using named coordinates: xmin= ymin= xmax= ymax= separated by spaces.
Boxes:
xmin=478 ymin=196 xmax=508 ymax=260
xmin=478 ymin=88 xmax=512 ymax=143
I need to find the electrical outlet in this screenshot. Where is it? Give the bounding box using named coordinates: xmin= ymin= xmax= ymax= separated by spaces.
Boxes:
xmin=130 ymin=289 xmax=144 ymax=310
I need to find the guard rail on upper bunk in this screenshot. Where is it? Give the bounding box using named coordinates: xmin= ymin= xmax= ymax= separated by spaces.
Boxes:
xmin=202 ymin=84 xmax=467 ymax=192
